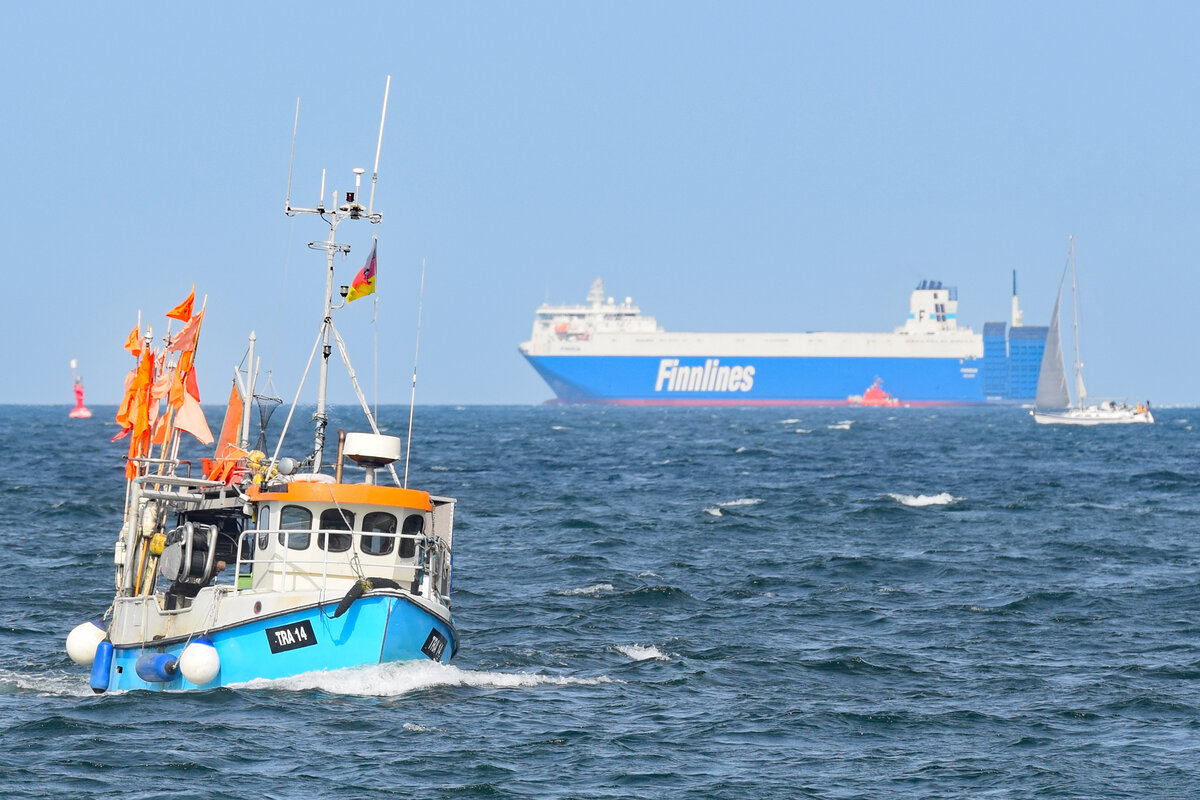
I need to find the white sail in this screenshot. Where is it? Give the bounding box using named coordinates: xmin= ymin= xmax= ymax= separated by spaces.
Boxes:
xmin=1034 ymin=285 xmax=1070 ymax=409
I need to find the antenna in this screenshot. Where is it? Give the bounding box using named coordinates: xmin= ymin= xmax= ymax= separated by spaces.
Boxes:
xmin=403 ymin=258 xmax=426 ymax=488
xmin=367 ymin=75 xmax=391 ymax=220
xmin=285 ymin=98 xmax=299 ymax=214
xmin=274 ymin=77 xmax=392 ymax=473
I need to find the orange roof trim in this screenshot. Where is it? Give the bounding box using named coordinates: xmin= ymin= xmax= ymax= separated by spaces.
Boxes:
xmin=248 ymin=481 xmax=432 ymax=511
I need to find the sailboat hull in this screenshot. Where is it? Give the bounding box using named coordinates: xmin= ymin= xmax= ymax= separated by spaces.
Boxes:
xmin=1031 ymin=407 xmax=1154 ymax=425
xmin=97 ymin=593 xmax=457 ymax=692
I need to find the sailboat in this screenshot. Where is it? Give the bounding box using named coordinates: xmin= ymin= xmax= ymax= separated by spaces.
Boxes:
xmin=1030 ymin=237 xmax=1153 ymax=425
xmin=68 ymin=359 xmax=93 ymax=419
xmin=65 ymin=78 xmax=460 ymax=692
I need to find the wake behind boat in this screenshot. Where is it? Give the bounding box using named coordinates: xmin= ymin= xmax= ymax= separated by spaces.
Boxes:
xmin=65 ymin=78 xmax=459 ymax=692
xmin=1030 ymin=237 xmax=1152 ymax=426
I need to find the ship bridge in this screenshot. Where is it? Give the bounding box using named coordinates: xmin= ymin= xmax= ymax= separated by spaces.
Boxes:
xmin=897 ymin=280 xmax=967 ymax=335
xmin=523 ymin=278 xmax=661 ymax=351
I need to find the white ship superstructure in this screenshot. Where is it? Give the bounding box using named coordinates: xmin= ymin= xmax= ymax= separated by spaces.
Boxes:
xmin=519 ymin=277 xmax=1047 ymax=405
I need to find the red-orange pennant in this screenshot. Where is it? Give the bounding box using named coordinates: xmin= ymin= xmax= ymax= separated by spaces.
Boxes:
xmin=166 ymin=289 xmax=194 ymax=322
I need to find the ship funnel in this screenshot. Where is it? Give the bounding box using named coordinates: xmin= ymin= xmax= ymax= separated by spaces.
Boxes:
xmin=1011 ymin=269 xmax=1024 ymax=327
xmin=343 ymin=432 xmax=402 ymax=485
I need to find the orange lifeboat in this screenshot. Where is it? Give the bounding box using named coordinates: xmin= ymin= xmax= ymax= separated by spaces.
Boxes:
xmin=848 ymin=378 xmax=899 ymax=407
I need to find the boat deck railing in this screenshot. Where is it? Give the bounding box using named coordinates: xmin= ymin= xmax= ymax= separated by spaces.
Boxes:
xmin=228 ymin=528 xmax=452 ymax=608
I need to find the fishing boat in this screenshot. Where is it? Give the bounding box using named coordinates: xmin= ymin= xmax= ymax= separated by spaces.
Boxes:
xmin=65 ymin=78 xmax=459 ymax=692
xmin=1030 ymin=237 xmax=1153 ymax=426
xmin=68 ymin=359 xmax=93 ymax=419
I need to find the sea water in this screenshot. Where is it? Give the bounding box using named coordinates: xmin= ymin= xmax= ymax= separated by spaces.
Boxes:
xmin=1 ymin=405 xmax=1198 ymax=798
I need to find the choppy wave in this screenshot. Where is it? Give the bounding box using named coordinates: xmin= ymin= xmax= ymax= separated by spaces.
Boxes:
xmin=704 ymin=497 xmax=763 ymax=516
xmin=615 ymin=644 xmax=670 ymax=661
xmin=888 ymin=492 xmax=959 ymax=507
xmin=403 ymin=722 xmax=438 ymax=732
xmin=0 ymin=669 xmax=93 ymax=698
xmin=828 ymin=420 xmax=853 ymax=430
xmin=555 ymin=583 xmax=615 ymax=596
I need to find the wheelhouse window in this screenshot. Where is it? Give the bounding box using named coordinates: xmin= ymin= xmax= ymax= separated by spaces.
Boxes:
xmin=318 ymin=508 xmax=354 ymax=553
xmin=278 ymin=505 xmax=312 ymax=550
xmin=400 ymin=514 xmax=424 ymax=559
xmin=256 ymin=506 xmax=272 ymax=551
xmin=360 ymin=511 xmax=397 ymax=556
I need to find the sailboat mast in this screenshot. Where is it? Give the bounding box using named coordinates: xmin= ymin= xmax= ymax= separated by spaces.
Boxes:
xmin=1068 ymin=236 xmax=1086 ymax=407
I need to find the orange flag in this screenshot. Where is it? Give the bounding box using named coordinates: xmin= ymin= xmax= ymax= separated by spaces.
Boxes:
xmin=168 ymin=311 xmax=204 ymax=353
xmin=124 ymin=326 xmax=142 ymax=357
xmin=114 ymin=369 xmax=137 ymax=437
xmin=168 ymin=350 xmax=195 ymax=409
xmin=167 ymin=290 xmax=194 ymax=322
xmin=175 ymin=391 xmax=214 ymax=445
xmin=123 ymin=347 xmax=156 ymax=478
xmin=213 ymin=380 xmax=245 ymax=460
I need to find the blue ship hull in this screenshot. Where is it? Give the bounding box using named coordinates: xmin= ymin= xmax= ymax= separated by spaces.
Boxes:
xmin=104 ymin=594 xmax=456 ymax=692
xmin=524 ymin=353 xmax=995 ymax=405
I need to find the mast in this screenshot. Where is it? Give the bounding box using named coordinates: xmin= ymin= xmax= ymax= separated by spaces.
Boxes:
xmin=1068 ymin=236 xmax=1087 ymax=408
xmin=283 ymin=77 xmax=390 ymax=474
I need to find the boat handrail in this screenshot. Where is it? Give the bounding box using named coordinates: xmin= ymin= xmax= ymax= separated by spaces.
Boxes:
xmin=135 ymin=474 xmax=227 ymax=489
xmin=128 ymin=456 xmax=196 ymax=478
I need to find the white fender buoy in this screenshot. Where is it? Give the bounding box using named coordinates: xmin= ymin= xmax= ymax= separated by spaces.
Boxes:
xmin=178 ymin=636 xmax=220 ymax=685
xmin=66 ymin=619 xmax=107 ymax=666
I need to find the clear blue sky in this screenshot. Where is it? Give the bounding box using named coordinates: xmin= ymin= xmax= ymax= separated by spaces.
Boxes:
xmin=2 ymin=2 xmax=1197 ymax=406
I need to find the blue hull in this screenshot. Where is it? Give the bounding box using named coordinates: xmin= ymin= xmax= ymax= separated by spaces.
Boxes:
xmin=524 ymin=354 xmax=994 ymax=405
xmin=104 ymin=594 xmax=456 ymax=692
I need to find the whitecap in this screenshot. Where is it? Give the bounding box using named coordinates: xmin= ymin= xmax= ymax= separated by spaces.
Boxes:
xmin=888 ymin=492 xmax=959 ymax=507
xmin=735 ymin=446 xmax=749 ymax=453
xmin=703 ymin=507 xmax=723 ymax=517
xmin=779 ymin=418 xmax=802 ymax=425
xmin=403 ymin=722 xmax=438 ymax=732
xmin=717 ymin=498 xmax=763 ymax=508
xmin=794 ymin=428 xmax=813 ymax=434
xmin=0 ymin=669 xmax=94 ymax=698
xmin=551 ymin=425 xmax=570 ymax=431
xmin=615 ymin=644 xmax=670 ymax=661
xmin=233 ymin=660 xmax=612 ymax=696
xmin=828 ymin=421 xmax=853 ymax=430
xmin=555 ymin=583 xmax=615 ymax=596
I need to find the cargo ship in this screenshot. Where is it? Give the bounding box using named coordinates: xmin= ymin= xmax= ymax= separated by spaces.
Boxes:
xmin=518 ymin=277 xmax=1047 ymax=405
